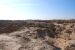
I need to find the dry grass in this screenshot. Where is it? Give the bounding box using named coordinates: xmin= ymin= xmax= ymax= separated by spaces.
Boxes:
xmin=0 ymin=20 xmax=75 ymax=50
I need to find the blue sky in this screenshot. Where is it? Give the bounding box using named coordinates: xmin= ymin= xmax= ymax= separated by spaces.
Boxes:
xmin=0 ymin=0 xmax=75 ymax=20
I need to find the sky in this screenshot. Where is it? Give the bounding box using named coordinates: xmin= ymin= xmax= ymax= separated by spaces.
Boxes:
xmin=0 ymin=0 xmax=75 ymax=20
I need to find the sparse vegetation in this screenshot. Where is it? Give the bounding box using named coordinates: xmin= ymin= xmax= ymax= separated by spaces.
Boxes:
xmin=0 ymin=20 xmax=75 ymax=50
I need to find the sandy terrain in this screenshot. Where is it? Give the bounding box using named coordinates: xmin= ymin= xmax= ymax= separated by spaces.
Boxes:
xmin=0 ymin=20 xmax=75 ymax=50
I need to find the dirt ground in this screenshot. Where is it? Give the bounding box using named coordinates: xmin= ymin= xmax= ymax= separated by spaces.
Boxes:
xmin=0 ymin=20 xmax=75 ymax=50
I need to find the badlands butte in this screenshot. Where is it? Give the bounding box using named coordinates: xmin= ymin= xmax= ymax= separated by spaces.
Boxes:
xmin=0 ymin=20 xmax=75 ymax=50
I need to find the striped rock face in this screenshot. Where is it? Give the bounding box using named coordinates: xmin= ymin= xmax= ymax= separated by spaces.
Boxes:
xmin=0 ymin=35 xmax=21 ymax=50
